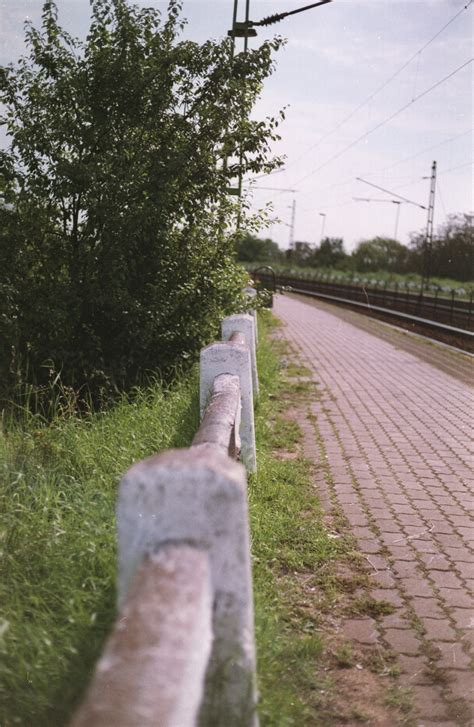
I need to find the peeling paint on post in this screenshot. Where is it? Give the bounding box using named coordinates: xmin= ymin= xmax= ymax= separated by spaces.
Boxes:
xmin=200 ymin=339 xmax=256 ymax=472
xmin=117 ymin=447 xmax=258 ymax=726
xmin=222 ymin=314 xmax=259 ymax=397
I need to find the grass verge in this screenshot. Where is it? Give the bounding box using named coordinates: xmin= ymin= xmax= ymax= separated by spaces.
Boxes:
xmin=251 ymin=311 xmax=414 ymax=726
xmin=251 ymin=312 xmax=350 ymax=725
xmin=0 ymin=374 xmax=200 ymax=726
xmin=1 ymin=310 xmax=412 ymax=726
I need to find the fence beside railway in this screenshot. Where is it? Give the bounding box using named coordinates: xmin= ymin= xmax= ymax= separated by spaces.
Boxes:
xmin=255 ymin=271 xmax=474 ymax=334
xmin=71 ymin=300 xmax=259 ymax=727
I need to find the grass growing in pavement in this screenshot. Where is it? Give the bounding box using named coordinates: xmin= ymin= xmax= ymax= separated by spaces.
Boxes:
xmin=0 ymin=374 xmax=200 ymax=726
xmin=251 ymin=312 xmax=349 ymax=725
xmin=1 ymin=310 xmax=369 ymax=727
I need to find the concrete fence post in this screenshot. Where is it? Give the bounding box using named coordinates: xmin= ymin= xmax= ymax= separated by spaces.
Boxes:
xmin=222 ymin=314 xmax=259 ymax=397
xmin=117 ymin=446 xmax=258 ymax=727
xmin=244 ymin=286 xmax=258 ymax=344
xmin=200 ymin=338 xmax=256 ymax=472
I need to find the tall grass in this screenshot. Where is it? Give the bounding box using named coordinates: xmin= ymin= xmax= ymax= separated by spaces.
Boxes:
xmin=0 ymin=373 xmax=200 ymax=726
xmin=2 ymin=313 xmax=349 ymax=727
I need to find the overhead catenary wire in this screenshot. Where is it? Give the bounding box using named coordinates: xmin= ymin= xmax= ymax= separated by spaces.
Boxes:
xmin=262 ymin=129 xmax=474 ymax=205
xmin=290 ymin=129 xmax=473 ymax=200
xmin=438 ymin=160 xmax=474 ymax=174
xmin=355 ymin=177 xmax=427 ymax=209
xmin=291 ymin=58 xmax=473 ymax=187
xmin=374 ymin=129 xmax=473 ymax=173
xmin=437 ymin=182 xmax=448 ymax=220
xmin=284 ymin=0 xmax=473 ymax=171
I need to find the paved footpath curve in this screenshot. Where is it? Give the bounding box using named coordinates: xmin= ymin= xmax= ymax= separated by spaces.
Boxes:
xmin=273 ymin=293 xmax=473 ymax=726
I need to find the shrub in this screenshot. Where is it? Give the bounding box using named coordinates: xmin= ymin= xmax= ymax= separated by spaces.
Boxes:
xmin=0 ymin=0 xmax=283 ymax=401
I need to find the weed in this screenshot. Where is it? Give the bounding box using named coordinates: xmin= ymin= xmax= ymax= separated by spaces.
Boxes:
xmin=285 ymin=364 xmax=312 ymax=378
xmin=348 ymin=595 xmax=396 ymax=618
xmin=385 ymin=684 xmax=413 ymax=715
xmin=333 ymin=642 xmax=355 ymax=668
xmin=268 ymin=417 xmax=302 ymax=450
xmin=286 ymin=380 xmax=319 ymax=396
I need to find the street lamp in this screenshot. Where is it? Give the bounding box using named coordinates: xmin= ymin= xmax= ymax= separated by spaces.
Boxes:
xmin=319 ymin=212 xmax=326 ymax=244
xmin=288 ymin=200 xmax=297 ymax=248
xmin=356 ymin=169 xmax=436 ymax=292
xmin=353 ymin=197 xmax=402 ymax=241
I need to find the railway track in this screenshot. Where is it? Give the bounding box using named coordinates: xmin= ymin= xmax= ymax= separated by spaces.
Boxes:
xmin=254 ymin=270 xmax=474 ymax=353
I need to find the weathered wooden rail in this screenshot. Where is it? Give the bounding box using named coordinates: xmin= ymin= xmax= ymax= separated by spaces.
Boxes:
xmin=71 ymin=301 xmax=260 ymax=727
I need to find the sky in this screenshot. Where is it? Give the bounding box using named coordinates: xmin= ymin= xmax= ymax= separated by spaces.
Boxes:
xmin=1 ymin=0 xmax=472 ymax=251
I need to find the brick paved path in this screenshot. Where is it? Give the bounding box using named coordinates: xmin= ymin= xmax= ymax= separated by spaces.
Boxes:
xmin=274 ymin=294 xmax=473 ymax=726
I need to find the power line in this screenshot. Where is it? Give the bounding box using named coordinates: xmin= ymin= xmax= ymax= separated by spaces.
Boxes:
xmin=375 ymin=129 xmax=473 ymax=173
xmin=302 ymin=137 xmax=471 ymax=201
xmin=439 ymin=160 xmax=474 ymax=174
xmin=302 ymin=129 xmax=473 ymax=196
xmin=260 ymin=147 xmax=472 ymax=208
xmin=285 ymin=0 xmax=473 ymax=170
xmin=292 ymin=58 xmax=473 ymax=187
xmin=356 ymin=177 xmax=427 ymax=208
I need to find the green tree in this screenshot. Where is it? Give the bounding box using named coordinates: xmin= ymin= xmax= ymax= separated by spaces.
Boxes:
xmin=0 ymin=0 xmax=283 ymax=401
xmin=235 ymin=233 xmax=283 ymax=263
xmin=352 ymin=237 xmax=409 ymax=273
xmin=409 ymin=214 xmax=473 ymax=282
xmin=314 ymin=237 xmax=348 ymax=269
xmin=286 ymin=241 xmax=314 ymax=266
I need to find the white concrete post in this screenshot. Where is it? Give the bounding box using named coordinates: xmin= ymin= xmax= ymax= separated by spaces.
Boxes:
xmin=117 ymin=446 xmax=258 ymax=727
xmin=244 ymin=286 xmax=258 ymax=344
xmin=222 ymin=314 xmax=259 ymax=397
xmin=200 ymin=339 xmax=256 ymax=472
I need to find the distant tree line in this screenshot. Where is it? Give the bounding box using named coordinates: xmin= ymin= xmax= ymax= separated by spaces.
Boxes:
xmin=237 ymin=214 xmax=473 ymax=282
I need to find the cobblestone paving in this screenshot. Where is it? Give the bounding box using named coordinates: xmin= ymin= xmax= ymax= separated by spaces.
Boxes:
xmin=274 ymin=294 xmax=474 ymax=726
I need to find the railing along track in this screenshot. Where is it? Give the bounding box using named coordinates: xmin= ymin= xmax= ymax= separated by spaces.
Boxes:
xmin=255 ymin=272 xmax=474 ymax=341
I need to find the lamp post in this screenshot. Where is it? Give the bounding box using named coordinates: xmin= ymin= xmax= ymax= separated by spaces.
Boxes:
xmin=319 ymin=212 xmax=326 ymax=244
xmin=289 ymin=199 xmax=297 ymax=248
xmin=356 ymin=168 xmax=435 ymax=293
xmin=353 ymin=197 xmax=402 ymax=240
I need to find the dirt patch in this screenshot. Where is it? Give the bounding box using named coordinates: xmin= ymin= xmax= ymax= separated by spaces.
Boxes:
xmin=316 ymin=667 xmax=410 ymax=726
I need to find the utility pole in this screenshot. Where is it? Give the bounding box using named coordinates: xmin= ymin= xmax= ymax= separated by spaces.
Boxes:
xmin=394 ymin=201 xmax=401 ymax=242
xmin=289 ymin=199 xmax=296 ymax=248
xmin=422 ymin=160 xmax=437 ymax=291
xmin=228 ymin=0 xmax=333 ymax=200
xmin=319 ymin=212 xmax=327 ymax=244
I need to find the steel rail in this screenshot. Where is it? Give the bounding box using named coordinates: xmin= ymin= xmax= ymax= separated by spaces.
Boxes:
xmin=287 ymin=286 xmax=474 ymax=338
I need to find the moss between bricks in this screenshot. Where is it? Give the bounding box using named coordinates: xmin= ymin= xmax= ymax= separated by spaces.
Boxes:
xmin=252 ymin=310 xmax=415 ymax=726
